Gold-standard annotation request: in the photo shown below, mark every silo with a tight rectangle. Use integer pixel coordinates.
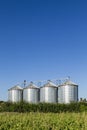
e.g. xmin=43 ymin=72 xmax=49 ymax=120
xmin=40 ymin=81 xmax=57 ymax=103
xmin=8 ymin=85 xmax=23 ymax=103
xmin=23 ymin=82 xmax=40 ymax=103
xmin=58 ymin=80 xmax=78 ymax=103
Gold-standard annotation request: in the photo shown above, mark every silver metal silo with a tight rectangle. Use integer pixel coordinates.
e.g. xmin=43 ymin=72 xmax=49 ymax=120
xmin=58 ymin=80 xmax=78 ymax=103
xmin=23 ymin=82 xmax=40 ymax=103
xmin=40 ymin=80 xmax=57 ymax=103
xmin=8 ymin=85 xmax=23 ymax=103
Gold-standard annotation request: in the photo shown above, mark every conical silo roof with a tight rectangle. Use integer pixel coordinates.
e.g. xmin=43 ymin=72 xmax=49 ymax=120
xmin=63 ymin=80 xmax=78 ymax=86
xmin=8 ymin=85 xmax=23 ymax=91
xmin=43 ymin=80 xmax=57 ymax=88
xmin=24 ymin=82 xmax=38 ymax=89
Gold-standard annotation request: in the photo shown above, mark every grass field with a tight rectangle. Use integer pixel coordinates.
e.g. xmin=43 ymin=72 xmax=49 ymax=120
xmin=0 ymin=112 xmax=87 ymax=130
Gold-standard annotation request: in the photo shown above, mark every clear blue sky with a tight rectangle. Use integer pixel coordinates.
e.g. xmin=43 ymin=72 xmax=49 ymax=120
xmin=0 ymin=0 xmax=87 ymax=101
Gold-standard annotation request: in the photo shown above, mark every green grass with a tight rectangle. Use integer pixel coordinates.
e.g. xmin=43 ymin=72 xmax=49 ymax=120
xmin=0 ymin=112 xmax=87 ymax=130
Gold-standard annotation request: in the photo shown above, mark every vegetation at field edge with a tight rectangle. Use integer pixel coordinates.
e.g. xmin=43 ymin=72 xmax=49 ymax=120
xmin=0 ymin=101 xmax=87 ymax=113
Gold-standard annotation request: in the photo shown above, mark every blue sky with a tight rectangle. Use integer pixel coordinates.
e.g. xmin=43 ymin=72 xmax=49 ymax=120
xmin=0 ymin=0 xmax=87 ymax=100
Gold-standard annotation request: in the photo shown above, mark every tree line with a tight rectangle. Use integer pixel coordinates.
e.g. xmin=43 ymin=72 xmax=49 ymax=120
xmin=0 ymin=101 xmax=87 ymax=113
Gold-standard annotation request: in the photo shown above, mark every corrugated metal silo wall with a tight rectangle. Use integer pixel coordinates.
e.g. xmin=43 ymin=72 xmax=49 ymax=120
xmin=40 ymin=87 xmax=57 ymax=103
xmin=23 ymin=88 xmax=40 ymax=103
xmin=8 ymin=89 xmax=23 ymax=103
xmin=58 ymin=85 xmax=78 ymax=103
